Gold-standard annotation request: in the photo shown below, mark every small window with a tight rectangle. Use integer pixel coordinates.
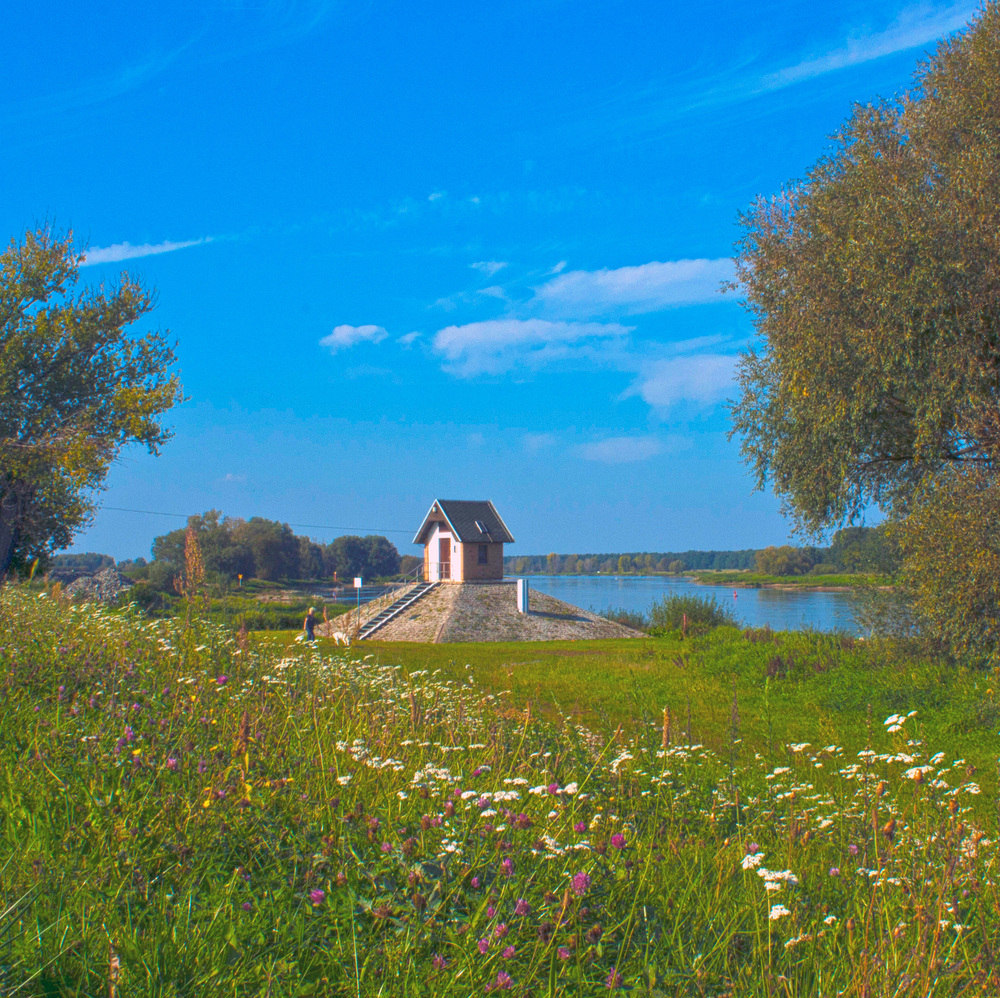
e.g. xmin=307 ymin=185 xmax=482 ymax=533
xmin=478 ymin=544 xmax=489 ymax=564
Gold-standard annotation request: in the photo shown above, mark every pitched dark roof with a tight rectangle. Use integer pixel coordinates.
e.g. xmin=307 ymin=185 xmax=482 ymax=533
xmin=413 ymin=500 xmax=515 ymax=545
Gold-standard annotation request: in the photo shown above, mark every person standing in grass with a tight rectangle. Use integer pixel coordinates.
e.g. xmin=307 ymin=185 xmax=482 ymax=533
xmin=303 ymin=606 xmax=318 ymax=642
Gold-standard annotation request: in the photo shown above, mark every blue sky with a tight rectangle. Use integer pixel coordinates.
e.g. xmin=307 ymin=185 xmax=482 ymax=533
xmin=2 ymin=0 xmax=981 ymax=561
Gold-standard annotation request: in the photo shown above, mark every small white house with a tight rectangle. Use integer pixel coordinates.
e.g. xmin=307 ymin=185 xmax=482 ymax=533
xmin=413 ymin=499 xmax=515 ymax=582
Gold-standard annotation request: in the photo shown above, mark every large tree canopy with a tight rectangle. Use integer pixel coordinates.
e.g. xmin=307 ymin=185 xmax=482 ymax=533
xmin=0 ymin=227 xmax=182 ymax=575
xmin=731 ymin=3 xmax=1000 ymax=529
xmin=730 ymin=5 xmax=1000 ymax=661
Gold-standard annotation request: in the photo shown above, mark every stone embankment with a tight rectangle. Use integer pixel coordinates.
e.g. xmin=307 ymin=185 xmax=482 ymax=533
xmin=324 ymin=581 xmax=644 ymax=643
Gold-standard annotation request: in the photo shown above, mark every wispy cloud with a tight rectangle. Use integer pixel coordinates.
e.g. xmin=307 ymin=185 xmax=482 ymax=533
xmin=434 ymin=284 xmax=511 ymax=311
xmin=433 ymin=318 xmax=631 ymax=377
xmin=3 ymin=3 xmax=338 ymax=129
xmin=533 ymin=258 xmax=734 ymax=317
xmin=471 ymin=260 xmax=507 ymax=277
xmin=576 ymin=435 xmax=665 ymax=464
xmin=762 ymin=2 xmax=978 ymax=90
xmin=3 ymin=45 xmax=192 ymax=128
xmin=320 ymin=324 xmax=389 ymax=352
xmin=566 ymin=1 xmax=979 ymax=148
xmin=626 ymin=353 xmax=738 ymax=409
xmin=79 ymin=237 xmax=211 ymax=267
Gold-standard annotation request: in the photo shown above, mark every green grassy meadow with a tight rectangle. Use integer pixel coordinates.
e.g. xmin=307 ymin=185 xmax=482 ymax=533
xmin=2 ymin=587 xmax=999 ymax=996
xmin=262 ymin=629 xmax=998 ymax=770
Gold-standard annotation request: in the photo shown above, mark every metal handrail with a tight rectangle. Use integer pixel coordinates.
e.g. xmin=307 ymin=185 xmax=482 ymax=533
xmin=426 ymin=560 xmax=451 ymax=582
xmin=353 ymin=565 xmax=426 ymax=634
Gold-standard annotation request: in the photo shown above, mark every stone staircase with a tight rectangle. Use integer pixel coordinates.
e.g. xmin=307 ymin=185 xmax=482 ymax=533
xmin=357 ymin=582 xmax=439 ymax=640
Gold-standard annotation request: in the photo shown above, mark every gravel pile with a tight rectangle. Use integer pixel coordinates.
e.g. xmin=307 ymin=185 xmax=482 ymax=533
xmin=65 ymin=566 xmax=133 ymax=603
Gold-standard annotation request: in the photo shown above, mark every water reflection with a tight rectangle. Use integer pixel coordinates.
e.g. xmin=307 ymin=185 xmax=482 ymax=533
xmin=522 ymin=575 xmax=859 ymax=634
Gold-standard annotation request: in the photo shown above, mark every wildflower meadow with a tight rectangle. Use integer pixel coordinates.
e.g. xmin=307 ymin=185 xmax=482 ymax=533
xmin=1 ymin=586 xmax=998 ymax=996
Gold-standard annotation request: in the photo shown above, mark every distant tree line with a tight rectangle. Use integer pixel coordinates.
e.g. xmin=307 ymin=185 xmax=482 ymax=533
xmin=104 ymin=510 xmax=401 ymax=591
xmin=505 ymin=526 xmax=899 ymax=577
xmin=754 ymin=527 xmax=900 ymax=577
xmin=505 ymin=550 xmax=756 ymax=576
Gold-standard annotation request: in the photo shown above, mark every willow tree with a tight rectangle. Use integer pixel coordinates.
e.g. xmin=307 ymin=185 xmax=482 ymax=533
xmin=730 ymin=4 xmax=1000 ymax=661
xmin=0 ymin=227 xmax=182 ymax=575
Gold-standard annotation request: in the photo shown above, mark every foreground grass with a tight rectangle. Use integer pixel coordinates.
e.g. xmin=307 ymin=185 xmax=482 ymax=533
xmin=2 ymin=589 xmax=999 ymax=996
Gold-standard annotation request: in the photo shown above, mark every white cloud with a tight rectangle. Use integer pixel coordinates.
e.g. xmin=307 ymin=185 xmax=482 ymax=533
xmin=471 ymin=260 xmax=507 ymax=277
xmin=534 ymin=258 xmax=734 ymax=317
xmin=763 ymin=3 xmax=977 ymax=90
xmin=627 ymin=353 xmax=738 ymax=409
xmin=433 ymin=318 xmax=631 ymax=377
xmin=576 ymin=435 xmax=664 ymax=464
xmin=428 ymin=191 xmax=446 ymax=201
xmin=397 ymin=331 xmax=421 ymax=346
xmin=320 ymin=324 xmax=388 ymax=352
xmin=79 ymin=237 xmax=210 ymax=266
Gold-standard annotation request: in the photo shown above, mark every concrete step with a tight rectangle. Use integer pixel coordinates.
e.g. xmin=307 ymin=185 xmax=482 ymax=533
xmin=358 ymin=582 xmax=438 ymax=639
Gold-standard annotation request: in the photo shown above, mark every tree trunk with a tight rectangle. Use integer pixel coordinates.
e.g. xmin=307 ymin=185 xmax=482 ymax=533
xmin=0 ymin=484 xmax=24 ymax=578
xmin=0 ymin=513 xmax=18 ymax=578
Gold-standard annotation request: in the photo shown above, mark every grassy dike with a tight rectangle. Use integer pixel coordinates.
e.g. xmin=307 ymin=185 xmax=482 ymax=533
xmin=3 ymin=587 xmax=999 ymax=996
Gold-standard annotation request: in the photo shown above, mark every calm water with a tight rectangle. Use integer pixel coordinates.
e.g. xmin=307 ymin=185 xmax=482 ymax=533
xmin=523 ymin=575 xmax=860 ymax=634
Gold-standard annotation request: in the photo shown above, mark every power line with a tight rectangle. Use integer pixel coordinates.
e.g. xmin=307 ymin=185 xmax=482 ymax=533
xmin=99 ymin=506 xmax=414 ymax=535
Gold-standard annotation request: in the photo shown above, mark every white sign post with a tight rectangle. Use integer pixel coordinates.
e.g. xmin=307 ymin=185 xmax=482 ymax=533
xmin=354 ymin=577 xmax=363 ymax=617
xmin=516 ymin=578 xmax=529 ymax=614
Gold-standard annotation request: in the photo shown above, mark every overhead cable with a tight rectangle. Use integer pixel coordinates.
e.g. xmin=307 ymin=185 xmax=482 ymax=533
xmin=99 ymin=505 xmax=413 ymax=534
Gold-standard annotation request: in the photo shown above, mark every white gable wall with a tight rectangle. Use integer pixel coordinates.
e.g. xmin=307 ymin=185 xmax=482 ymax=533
xmin=424 ymin=521 xmax=455 ymax=581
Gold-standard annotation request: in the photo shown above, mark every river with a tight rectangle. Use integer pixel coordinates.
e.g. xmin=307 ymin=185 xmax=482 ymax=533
xmin=523 ymin=574 xmax=860 ymax=634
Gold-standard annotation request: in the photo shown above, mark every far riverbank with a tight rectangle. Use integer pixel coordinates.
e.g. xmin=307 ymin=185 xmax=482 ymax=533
xmin=688 ymin=570 xmax=893 ymax=592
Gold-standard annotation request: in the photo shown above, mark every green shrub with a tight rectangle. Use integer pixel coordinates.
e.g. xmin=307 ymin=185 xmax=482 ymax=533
xmin=203 ymin=596 xmax=350 ymax=631
xmin=123 ymin=588 xmax=351 ymax=630
xmin=807 ymin=561 xmax=839 ymax=575
xmin=599 ymin=606 xmax=649 ymax=631
xmin=648 ymin=593 xmax=737 ymax=635
xmin=126 ymin=580 xmax=179 ymax=616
